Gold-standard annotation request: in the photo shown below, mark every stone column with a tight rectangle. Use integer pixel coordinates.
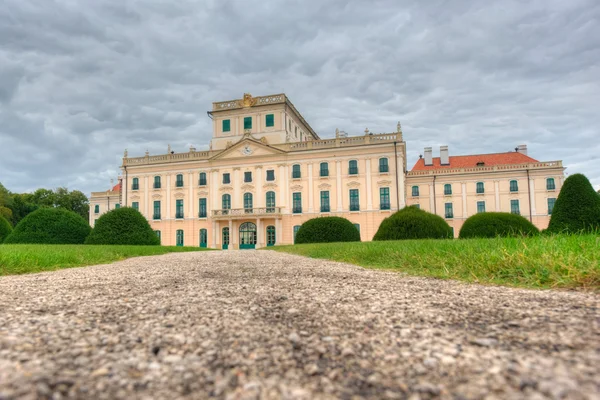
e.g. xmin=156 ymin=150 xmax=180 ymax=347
xmin=494 ymin=180 xmax=500 ymax=211
xmin=461 ymin=182 xmax=467 ymax=218
xmin=529 ymin=178 xmax=536 ymax=216
xmin=232 ymin=220 xmax=238 ymax=248
xmin=276 ymin=218 xmax=282 ymax=245
xmin=228 ymin=219 xmax=233 ymax=250
xmin=233 ymin=168 xmax=241 ymax=209
xmin=256 ymin=218 xmax=262 ymax=248
xmin=365 ymin=158 xmax=372 ymax=210
xmin=308 ymin=163 xmax=314 ymax=213
xmin=336 ymin=161 xmax=343 ymax=211
xmin=211 ymin=220 xmax=216 ymax=248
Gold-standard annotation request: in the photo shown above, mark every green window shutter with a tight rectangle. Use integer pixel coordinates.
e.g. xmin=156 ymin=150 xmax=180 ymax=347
xmin=477 ymin=201 xmax=485 ymax=213
xmin=94 ymin=205 xmax=99 ymax=214
xmin=154 ymin=176 xmax=161 ymax=188
xmin=244 ymin=193 xmax=253 ymax=210
xmin=379 ymin=158 xmax=389 ymax=172
xmin=320 ymin=191 xmax=330 ymax=212
xmin=222 ymin=194 xmax=231 ymax=210
xmin=115 ymin=204 xmax=120 ymax=209
xmin=348 ymin=160 xmax=358 ymax=175
xmin=293 ymin=225 xmax=301 ymax=243
xmin=412 ymin=186 xmax=419 ymax=197
xmin=444 ymin=184 xmax=452 ymax=195
xmin=510 ymin=180 xmax=518 ymax=192
xmin=199 ymin=172 xmax=207 ymax=186
xmin=199 ymin=198 xmax=207 ymax=218
xmin=176 ymin=199 xmax=184 ymax=218
xmin=244 ymin=171 xmax=252 ymax=182
xmin=265 ymin=114 xmax=274 ymax=127
xmin=380 ymin=188 xmax=390 ymax=210
xmin=349 ymin=189 xmax=359 ymax=211
xmin=292 ymin=164 xmax=301 ymax=178
xmin=222 ymin=119 xmax=231 ymax=132
xmin=223 ymin=173 xmax=230 ymax=184
xmin=266 ymin=170 xmax=275 ymax=181
xmin=511 ymin=199 xmax=520 ymax=214
xmin=546 ymin=178 xmax=555 ymax=190
xmin=293 ymin=192 xmax=302 ymax=213
xmin=476 ymin=182 xmax=484 ymax=193
xmin=155 ymin=230 xmax=161 ymax=244
xmin=132 ymin=202 xmax=139 ymax=211
xmin=445 ymin=203 xmax=453 ymax=218
xmin=320 ymin=162 xmax=329 ymax=177
xmin=176 ymin=174 xmax=184 ymax=187
xmin=132 ymin=178 xmax=139 ymax=190
xmin=153 ymin=201 xmax=161 ymax=219
xmin=353 ymin=224 xmax=360 ymax=234
xmin=266 ymin=191 xmax=276 ymax=211
xmin=548 ymin=198 xmax=556 ymax=215
xmin=244 ymin=116 xmax=252 ymax=130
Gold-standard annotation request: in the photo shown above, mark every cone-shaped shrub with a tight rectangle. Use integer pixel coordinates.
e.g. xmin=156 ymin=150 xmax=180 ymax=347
xmin=85 ymin=207 xmax=160 ymax=245
xmin=459 ymin=212 xmax=539 ymax=239
xmin=546 ymin=173 xmax=600 ymax=234
xmin=294 ymin=216 xmax=361 ymax=244
xmin=0 ymin=215 xmax=12 ymax=243
xmin=373 ymin=206 xmax=453 ymax=240
xmin=4 ymin=208 xmax=91 ymax=244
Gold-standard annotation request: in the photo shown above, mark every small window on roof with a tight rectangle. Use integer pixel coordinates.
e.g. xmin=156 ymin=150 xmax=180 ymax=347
xmin=476 ymin=161 xmax=485 ymax=166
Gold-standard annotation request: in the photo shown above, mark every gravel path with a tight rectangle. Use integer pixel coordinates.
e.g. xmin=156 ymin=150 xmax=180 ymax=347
xmin=0 ymin=251 xmax=598 ymax=400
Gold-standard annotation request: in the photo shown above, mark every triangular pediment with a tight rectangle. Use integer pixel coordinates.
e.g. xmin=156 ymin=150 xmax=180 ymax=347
xmin=210 ymin=137 xmax=286 ymax=160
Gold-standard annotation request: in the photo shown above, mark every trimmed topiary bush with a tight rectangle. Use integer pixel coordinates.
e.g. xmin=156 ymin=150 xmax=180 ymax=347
xmin=459 ymin=212 xmax=539 ymax=239
xmin=547 ymin=173 xmax=600 ymax=234
xmin=0 ymin=215 xmax=12 ymax=243
xmin=85 ymin=207 xmax=160 ymax=245
xmin=294 ymin=216 xmax=361 ymax=244
xmin=4 ymin=208 xmax=91 ymax=244
xmin=373 ymin=206 xmax=453 ymax=240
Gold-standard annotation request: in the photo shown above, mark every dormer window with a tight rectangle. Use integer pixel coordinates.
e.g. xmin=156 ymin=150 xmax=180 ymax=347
xmin=476 ymin=161 xmax=485 ymax=166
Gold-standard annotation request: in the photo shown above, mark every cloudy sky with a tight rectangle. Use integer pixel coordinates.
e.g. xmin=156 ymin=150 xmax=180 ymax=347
xmin=1 ymin=0 xmax=599 ymax=195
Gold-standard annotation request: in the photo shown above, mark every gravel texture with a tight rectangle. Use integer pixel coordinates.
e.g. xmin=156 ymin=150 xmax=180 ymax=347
xmin=0 ymin=250 xmax=598 ymax=400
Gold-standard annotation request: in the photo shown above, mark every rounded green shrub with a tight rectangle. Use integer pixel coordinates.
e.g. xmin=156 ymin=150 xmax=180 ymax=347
xmin=459 ymin=212 xmax=539 ymax=238
xmin=373 ymin=206 xmax=453 ymax=240
xmin=0 ymin=215 xmax=13 ymax=243
xmin=547 ymin=173 xmax=600 ymax=234
xmin=294 ymin=216 xmax=361 ymax=244
xmin=85 ymin=207 xmax=160 ymax=245
xmin=4 ymin=208 xmax=91 ymax=244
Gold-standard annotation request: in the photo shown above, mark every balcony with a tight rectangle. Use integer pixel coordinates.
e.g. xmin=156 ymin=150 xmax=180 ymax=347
xmin=212 ymin=207 xmax=283 ymax=219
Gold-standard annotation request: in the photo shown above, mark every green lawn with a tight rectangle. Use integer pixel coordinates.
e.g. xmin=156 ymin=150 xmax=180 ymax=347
xmin=0 ymin=244 xmax=211 ymax=276
xmin=271 ymin=235 xmax=600 ymax=290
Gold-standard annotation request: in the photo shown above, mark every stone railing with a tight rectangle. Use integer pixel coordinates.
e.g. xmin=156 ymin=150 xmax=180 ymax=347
xmin=213 ymin=94 xmax=286 ymax=111
xmin=277 ymin=132 xmax=403 ymax=151
xmin=212 ymin=207 xmax=282 ymax=218
xmin=124 ymin=151 xmax=212 ymax=166
xmin=406 ymin=161 xmax=564 ymax=176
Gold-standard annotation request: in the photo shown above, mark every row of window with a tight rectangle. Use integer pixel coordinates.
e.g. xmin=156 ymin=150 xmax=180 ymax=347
xmin=93 ymin=204 xmax=120 ymax=213
xmin=222 ymin=114 xmax=275 ymax=133
xmin=411 ymin=178 xmax=557 ymax=197
xmin=132 ymin=159 xmax=392 ymax=190
xmin=421 ymin=197 xmax=557 ymax=219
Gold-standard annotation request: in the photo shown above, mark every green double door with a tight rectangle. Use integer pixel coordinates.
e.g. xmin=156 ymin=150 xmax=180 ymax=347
xmin=199 ymin=229 xmax=207 ymax=248
xmin=266 ymin=225 xmax=276 ymax=247
xmin=222 ymin=227 xmax=229 ymax=250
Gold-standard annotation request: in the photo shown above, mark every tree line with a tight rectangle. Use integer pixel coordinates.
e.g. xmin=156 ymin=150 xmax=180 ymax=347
xmin=0 ymin=182 xmax=89 ymax=226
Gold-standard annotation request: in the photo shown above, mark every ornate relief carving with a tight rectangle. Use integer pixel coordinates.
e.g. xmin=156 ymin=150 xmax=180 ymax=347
xmin=130 ymin=195 xmax=140 ymax=200
xmin=290 ymin=185 xmax=303 ymax=191
xmin=377 ymin=180 xmax=393 ymax=187
xmin=174 ymin=191 xmax=186 ymax=199
xmin=347 ymin=181 xmax=361 ymax=188
xmin=219 ymin=186 xmax=233 ymax=192
xmin=197 ymin=191 xmax=209 ymax=196
xmin=152 ymin=194 xmax=162 ymax=199
xmin=241 ymin=184 xmax=255 ymax=191
xmin=263 ymin=183 xmax=278 ymax=190
xmin=241 ymin=93 xmax=257 ymax=107
xmin=318 ymin=183 xmax=332 ymax=190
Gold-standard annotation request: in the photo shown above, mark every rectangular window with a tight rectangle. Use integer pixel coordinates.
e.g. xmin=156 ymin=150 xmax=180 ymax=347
xmin=413 ymin=204 xmax=420 ymax=209
xmin=412 ymin=186 xmax=419 ymax=197
xmin=292 ymin=164 xmax=301 ymax=179
xmin=476 ymin=182 xmax=484 ymax=194
xmin=320 ymin=191 xmax=330 ymax=212
xmin=244 ymin=171 xmax=252 ymax=183
xmin=94 ymin=204 xmax=99 ymax=214
xmin=380 ymin=188 xmax=390 ymax=210
xmin=115 ymin=204 xmax=120 ymax=209
xmin=154 ymin=176 xmax=161 ymax=189
xmin=293 ymin=225 xmax=301 ymax=243
xmin=265 ymin=114 xmax=274 ymax=127
xmin=320 ymin=163 xmax=329 ymax=177
xmin=199 ymin=198 xmax=207 ymax=218
xmin=266 ymin=170 xmax=275 ymax=181
xmin=477 ymin=201 xmax=485 ymax=213
xmin=244 ymin=116 xmax=252 ymax=130
xmin=510 ymin=180 xmax=519 ymax=192
xmin=155 ymin=230 xmax=161 ymax=244
xmin=176 ymin=199 xmax=184 ymax=219
xmin=198 ymin=173 xmax=207 ymax=186
xmin=348 ymin=160 xmax=358 ymax=175
xmin=132 ymin=178 xmax=139 ymax=190
xmin=548 ymin=198 xmax=556 ymax=215
xmin=153 ymin=201 xmax=161 ymax=219
xmin=444 ymin=184 xmax=452 ymax=195
xmin=293 ymin=192 xmax=302 ymax=213
xmin=547 ymin=178 xmax=556 ymax=190
xmin=132 ymin=202 xmax=139 ymax=211
xmin=511 ymin=199 xmax=520 ymax=215
xmin=379 ymin=158 xmax=389 ymax=173
xmin=349 ymin=189 xmax=360 ymax=211
xmin=222 ymin=119 xmax=231 ymax=132
xmin=445 ymin=203 xmax=453 ymax=218
xmin=176 ymin=175 xmax=184 ymax=187
xmin=223 ymin=173 xmax=230 ymax=184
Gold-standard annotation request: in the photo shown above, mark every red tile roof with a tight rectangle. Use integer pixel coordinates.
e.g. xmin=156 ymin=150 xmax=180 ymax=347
xmin=411 ymin=151 xmax=539 ymax=171
xmin=111 ymin=182 xmax=122 ymax=192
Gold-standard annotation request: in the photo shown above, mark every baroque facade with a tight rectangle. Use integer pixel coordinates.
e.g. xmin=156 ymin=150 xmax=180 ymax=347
xmin=89 ymin=93 xmax=564 ymax=245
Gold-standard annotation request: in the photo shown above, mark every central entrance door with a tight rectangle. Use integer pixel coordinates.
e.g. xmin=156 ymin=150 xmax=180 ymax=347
xmin=239 ymin=222 xmax=257 ymax=249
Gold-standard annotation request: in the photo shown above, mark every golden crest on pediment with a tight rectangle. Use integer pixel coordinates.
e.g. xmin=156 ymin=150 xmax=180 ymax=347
xmin=241 ymin=93 xmax=257 ymax=108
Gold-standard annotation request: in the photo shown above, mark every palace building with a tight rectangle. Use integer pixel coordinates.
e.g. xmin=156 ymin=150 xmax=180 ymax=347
xmin=89 ymin=93 xmax=565 ymax=245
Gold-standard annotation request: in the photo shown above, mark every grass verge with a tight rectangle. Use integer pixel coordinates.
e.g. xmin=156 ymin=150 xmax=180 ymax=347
xmin=0 ymin=244 xmax=211 ymax=276
xmin=271 ymin=235 xmax=600 ymax=290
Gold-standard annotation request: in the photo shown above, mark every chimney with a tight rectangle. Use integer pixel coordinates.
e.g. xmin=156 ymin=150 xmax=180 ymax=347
xmin=517 ymin=144 xmax=527 ymax=155
xmin=440 ymin=145 xmax=449 ymax=165
xmin=424 ymin=147 xmax=433 ymax=166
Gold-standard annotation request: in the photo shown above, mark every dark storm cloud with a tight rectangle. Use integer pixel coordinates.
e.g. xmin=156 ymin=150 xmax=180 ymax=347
xmin=1 ymin=0 xmax=599 ymax=194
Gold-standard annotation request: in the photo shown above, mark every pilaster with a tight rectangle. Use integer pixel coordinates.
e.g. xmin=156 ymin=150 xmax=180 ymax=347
xmin=365 ymin=158 xmax=372 ymax=210
xmin=336 ymin=160 xmax=343 ymax=211
xmin=308 ymin=163 xmax=314 ymax=213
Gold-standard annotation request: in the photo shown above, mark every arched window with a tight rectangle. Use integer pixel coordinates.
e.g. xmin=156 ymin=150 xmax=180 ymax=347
xmin=510 ymin=180 xmax=518 ymax=192
xmin=546 ymin=178 xmax=556 ymax=190
xmin=222 ymin=194 xmax=231 ymax=213
xmin=292 ymin=164 xmax=301 ymax=179
xmin=412 ymin=186 xmax=419 ymax=197
xmin=199 ymin=172 xmax=207 ymax=186
xmin=379 ymin=158 xmax=389 ymax=173
xmin=348 ymin=160 xmax=358 ymax=175
xmin=153 ymin=176 xmax=161 ymax=189
xmin=444 ymin=184 xmax=452 ymax=195
xmin=476 ymin=182 xmax=484 ymax=194
xmin=132 ymin=177 xmax=139 ymax=190
xmin=244 ymin=192 xmax=253 ymax=213
xmin=266 ymin=191 xmax=276 ymax=213
xmin=94 ymin=204 xmax=99 ymax=214
xmin=320 ymin=162 xmax=329 ymax=177
xmin=176 ymin=174 xmax=184 ymax=187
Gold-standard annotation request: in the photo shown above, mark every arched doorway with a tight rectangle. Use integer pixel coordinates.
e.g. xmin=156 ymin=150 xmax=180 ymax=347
xmin=239 ymin=222 xmax=257 ymax=249
xmin=199 ymin=229 xmax=207 ymax=248
xmin=222 ymin=227 xmax=230 ymax=250
xmin=266 ymin=225 xmax=276 ymax=246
